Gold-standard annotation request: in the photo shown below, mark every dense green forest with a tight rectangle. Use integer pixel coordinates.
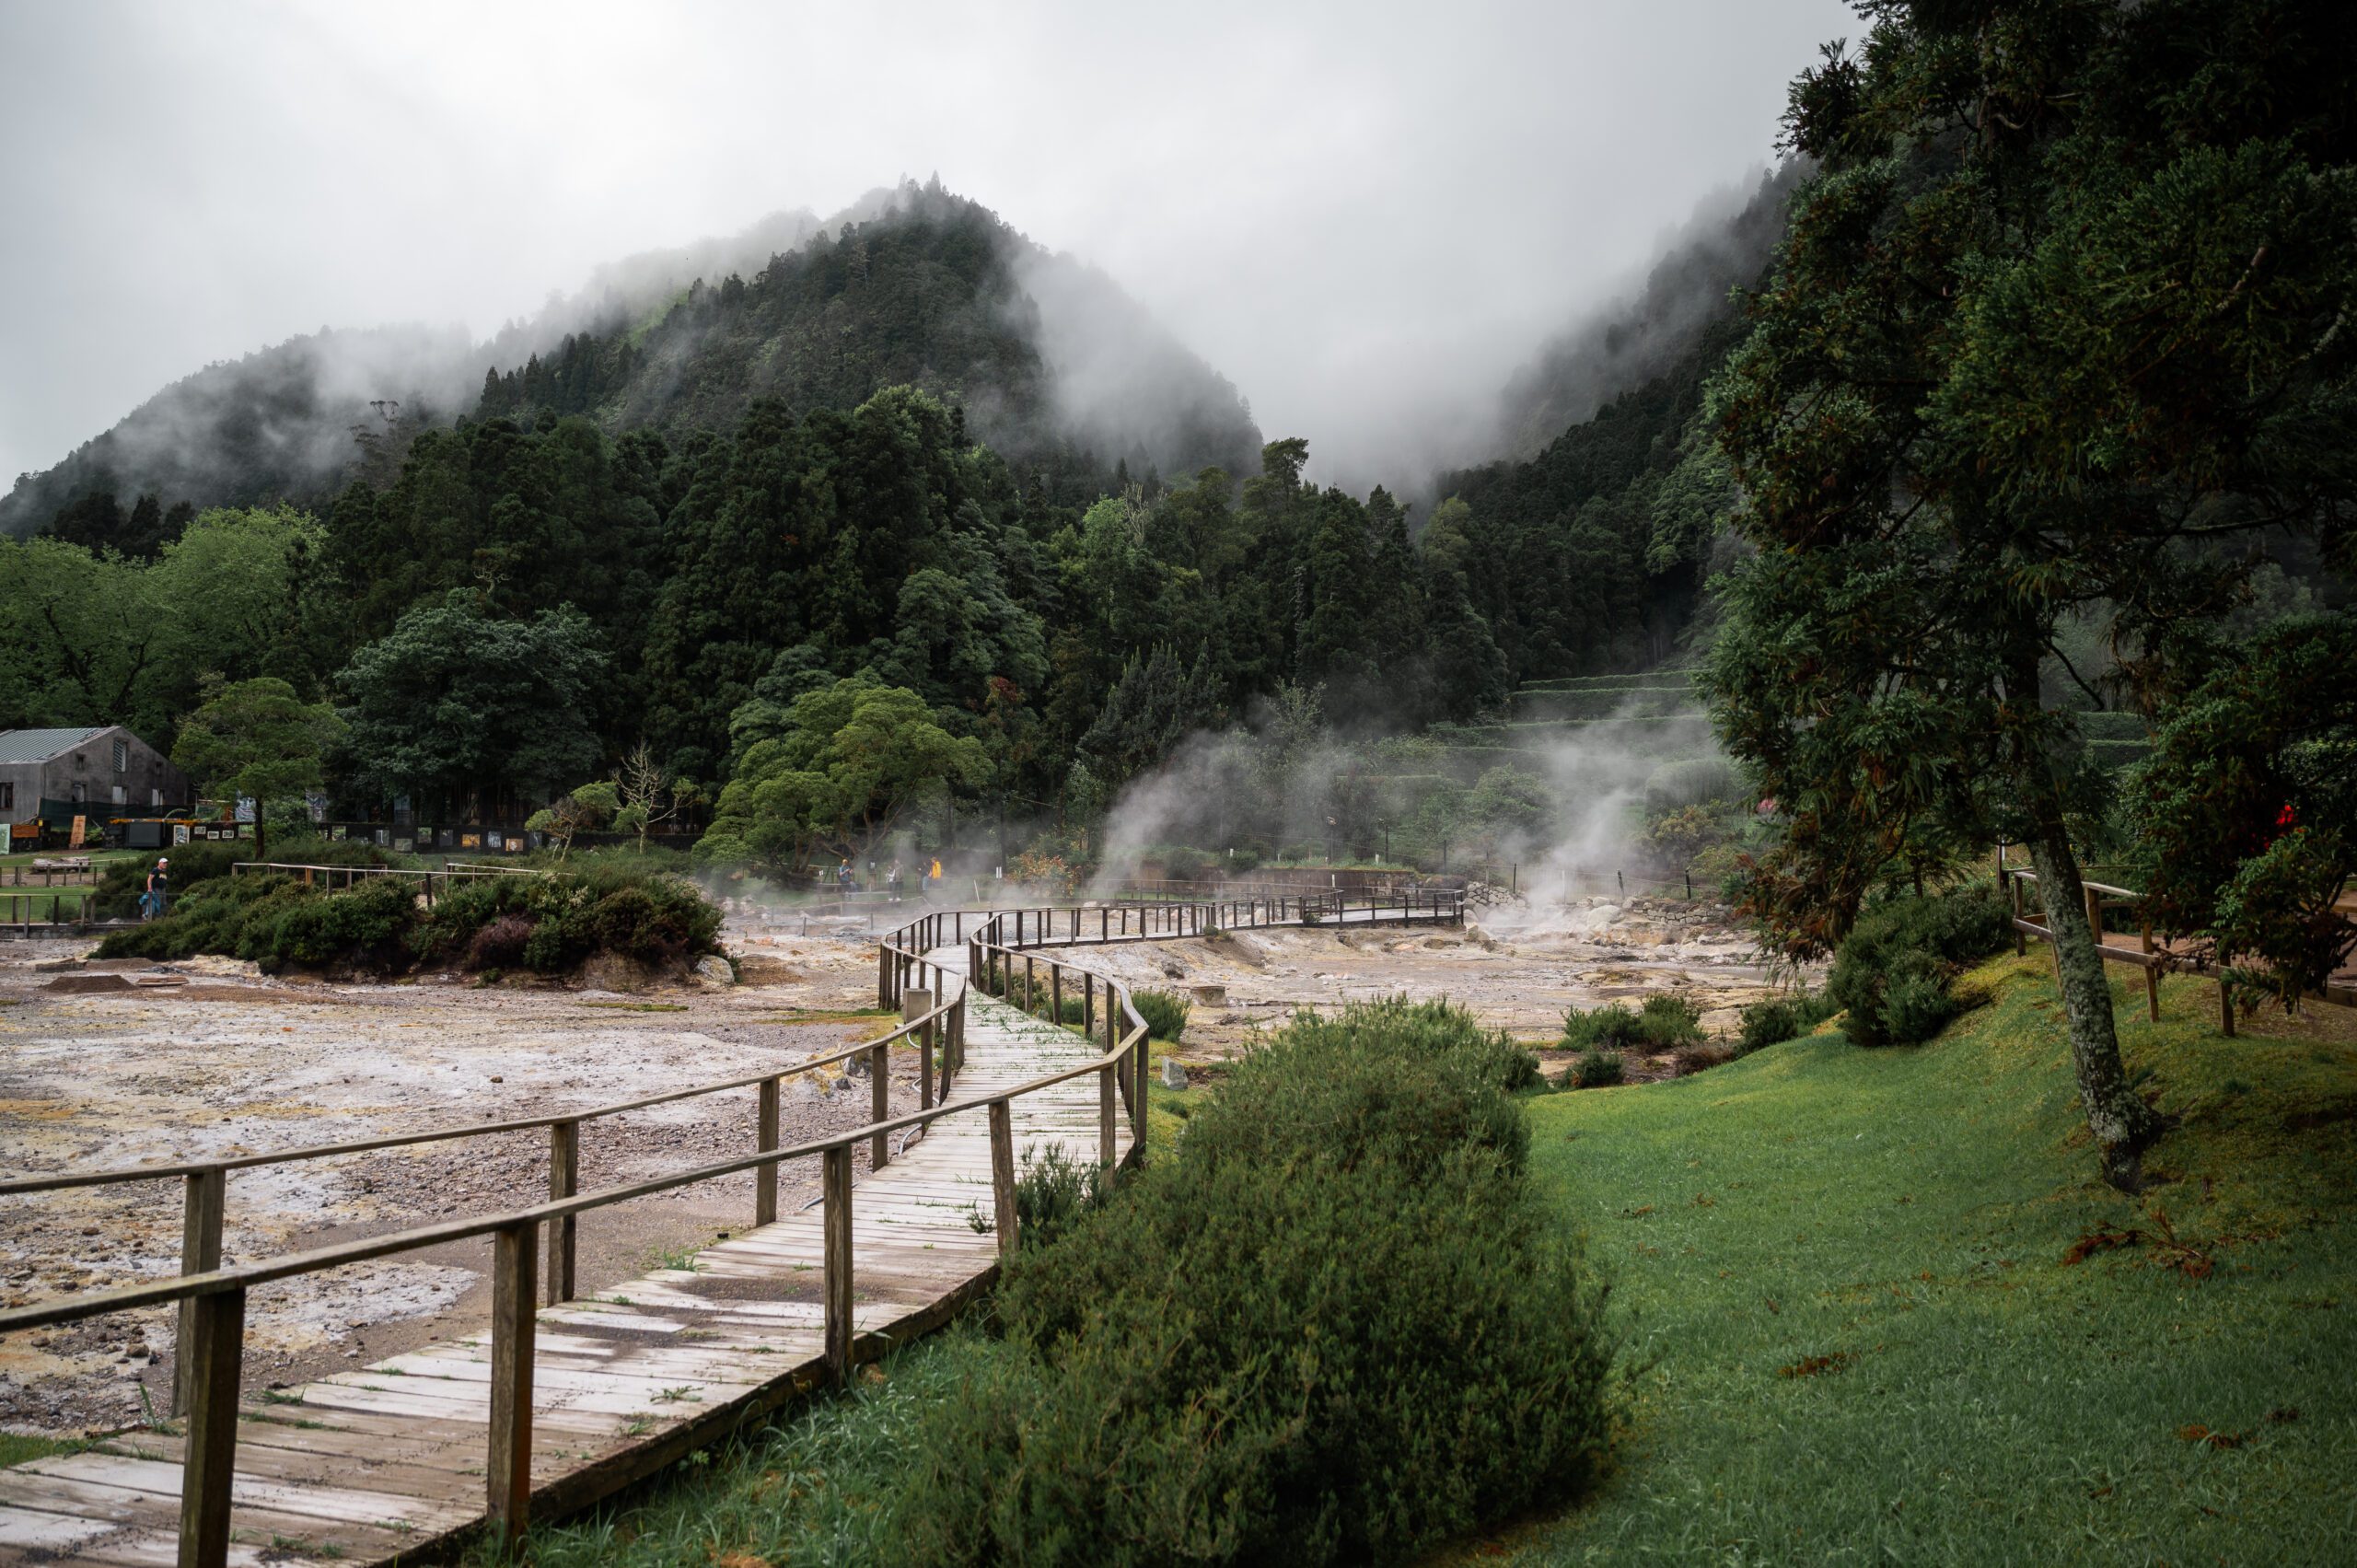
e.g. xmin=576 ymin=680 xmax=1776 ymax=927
xmin=1 ymin=181 xmax=1754 ymax=855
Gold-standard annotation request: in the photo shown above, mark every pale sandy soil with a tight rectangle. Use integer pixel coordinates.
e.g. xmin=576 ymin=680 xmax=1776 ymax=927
xmin=0 ymin=894 xmax=1790 ymax=1438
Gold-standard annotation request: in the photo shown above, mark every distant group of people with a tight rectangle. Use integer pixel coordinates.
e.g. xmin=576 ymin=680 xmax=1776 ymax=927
xmin=833 ymin=855 xmax=945 ymax=902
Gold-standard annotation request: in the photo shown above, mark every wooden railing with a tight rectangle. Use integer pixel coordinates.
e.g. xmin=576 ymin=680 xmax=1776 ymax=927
xmin=226 ymin=861 xmax=551 ymax=902
xmin=2003 ymin=867 xmax=2356 ymax=1034
xmin=0 ymin=906 xmax=1167 ymax=1564
xmin=875 ymin=890 xmax=1463 ymax=1011
xmin=2 ymin=886 xmax=100 ymax=929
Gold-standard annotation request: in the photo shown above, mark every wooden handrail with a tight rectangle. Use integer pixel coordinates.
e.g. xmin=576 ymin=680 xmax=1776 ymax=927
xmin=0 ymin=889 xmax=1458 ymax=1562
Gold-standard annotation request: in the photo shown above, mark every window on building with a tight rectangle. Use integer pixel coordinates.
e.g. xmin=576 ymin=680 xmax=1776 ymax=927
xmin=0 ymin=784 xmax=14 ymax=811
xmin=151 ymin=788 xmax=163 ymax=807
xmin=112 ymin=784 xmax=127 ymax=806
xmin=112 ymin=739 xmax=129 ymax=774
xmin=71 ymin=781 xmax=86 ymax=803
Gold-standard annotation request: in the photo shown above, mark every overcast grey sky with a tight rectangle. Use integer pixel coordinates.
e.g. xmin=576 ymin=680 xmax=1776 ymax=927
xmin=0 ymin=0 xmax=1852 ymax=489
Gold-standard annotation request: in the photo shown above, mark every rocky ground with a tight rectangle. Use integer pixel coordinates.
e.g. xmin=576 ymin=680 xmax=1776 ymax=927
xmin=0 ymin=912 xmax=909 ymax=1437
xmin=1072 ymin=894 xmax=1807 ymax=1085
xmin=0 ymin=892 xmax=1789 ymax=1438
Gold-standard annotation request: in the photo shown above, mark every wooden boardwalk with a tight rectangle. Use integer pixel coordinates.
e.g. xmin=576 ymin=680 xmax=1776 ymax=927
xmin=0 ymin=940 xmax=1126 ymax=1566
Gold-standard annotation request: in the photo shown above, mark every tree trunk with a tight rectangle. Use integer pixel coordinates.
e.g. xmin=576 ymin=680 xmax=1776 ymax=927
xmin=2010 ymin=695 xmax=2167 ymax=1191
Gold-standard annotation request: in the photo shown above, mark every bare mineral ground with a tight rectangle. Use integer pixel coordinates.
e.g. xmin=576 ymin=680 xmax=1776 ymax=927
xmin=0 ymin=894 xmax=1783 ymax=1438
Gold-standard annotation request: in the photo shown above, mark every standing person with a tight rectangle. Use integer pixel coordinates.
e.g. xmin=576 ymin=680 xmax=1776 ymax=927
xmin=928 ymin=856 xmax=942 ymax=888
xmin=886 ymin=859 xmax=902 ymax=903
xmin=837 ymin=859 xmax=854 ymax=896
xmin=143 ymin=857 xmax=169 ymax=921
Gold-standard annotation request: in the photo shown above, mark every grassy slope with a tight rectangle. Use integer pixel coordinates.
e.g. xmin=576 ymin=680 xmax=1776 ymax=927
xmin=1506 ymin=955 xmax=2357 ymax=1565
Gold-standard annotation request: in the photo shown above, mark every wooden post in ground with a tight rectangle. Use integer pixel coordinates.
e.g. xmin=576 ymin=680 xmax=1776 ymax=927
xmin=174 ymin=1168 xmax=226 ymax=1420
xmin=2141 ymin=918 xmax=2160 ymax=1023
xmin=2220 ymin=976 xmax=2236 ymax=1038
xmin=1083 ymin=972 xmax=1095 ymax=1035
xmin=918 ymin=1013 xmax=935 ymax=1111
xmin=1024 ymin=956 xmax=1036 ymax=1015
xmin=2011 ymin=872 xmax=2026 ymax=956
xmin=871 ymin=1036 xmax=899 ymax=1172
xmin=754 ymin=1084 xmax=780 ymax=1225
xmin=822 ymin=1145 xmax=853 ymax=1383
xmin=1100 ymin=1062 xmax=1117 ymax=1168
xmin=1051 ymin=964 xmax=1062 ymax=1027
xmin=178 ymin=1283 xmax=245 ymax=1568
xmin=1134 ymin=1025 xmax=1150 ymax=1159
xmin=547 ymin=1120 xmax=578 ymax=1301
xmin=988 ymin=1099 xmax=1018 ymax=1259
xmin=486 ymin=1219 xmax=539 ymax=1551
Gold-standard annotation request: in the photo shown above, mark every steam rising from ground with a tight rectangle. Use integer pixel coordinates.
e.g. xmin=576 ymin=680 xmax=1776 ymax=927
xmin=1087 ymin=696 xmax=1736 ymax=909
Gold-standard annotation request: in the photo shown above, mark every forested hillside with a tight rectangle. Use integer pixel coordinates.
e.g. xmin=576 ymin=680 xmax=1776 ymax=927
xmin=0 ymin=172 xmax=1790 ymax=853
xmin=0 ymin=182 xmax=1258 ymax=545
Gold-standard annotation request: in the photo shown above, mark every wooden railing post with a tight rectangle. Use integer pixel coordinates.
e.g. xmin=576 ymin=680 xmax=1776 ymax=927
xmin=988 ymin=1099 xmax=1018 ymax=1259
xmin=1024 ymin=956 xmax=1036 ymax=1015
xmin=547 ymin=1120 xmax=578 ymax=1303
xmin=2141 ymin=917 xmax=2161 ymax=1022
xmin=823 ymin=1144 xmax=853 ymax=1383
xmin=179 ymin=1283 xmax=245 ymax=1568
xmin=919 ymin=1012 xmax=935 ymax=1111
xmin=1101 ymin=907 xmax=1109 ymax=941
xmin=755 ymin=1083 xmax=780 ymax=1225
xmin=877 ymin=945 xmax=891 ymax=1008
xmin=1083 ymin=972 xmax=1095 ymax=1035
xmin=2011 ymin=872 xmax=2026 ymax=956
xmin=1051 ymin=964 xmax=1062 ymax=1027
xmin=870 ymin=1043 xmax=892 ymax=1170
xmin=1100 ymin=1062 xmax=1118 ymax=1168
xmin=173 ymin=1167 xmax=226 ymax=1420
xmin=1132 ymin=1025 xmax=1150 ymax=1159
xmin=487 ymin=1218 xmax=539 ymax=1551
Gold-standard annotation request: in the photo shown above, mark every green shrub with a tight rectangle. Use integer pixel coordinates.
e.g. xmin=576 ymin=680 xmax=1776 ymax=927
xmin=1009 ymin=1144 xmax=1110 ymax=1251
xmin=1131 ymin=987 xmax=1190 ymax=1042
xmin=1562 ymin=1002 xmax=1643 ymax=1051
xmin=886 ymin=998 xmax=1614 ymax=1566
xmin=1827 ymin=886 xmax=2011 ymax=1046
xmin=1157 ymin=846 xmax=1213 ymax=883
xmin=102 ymin=861 xmax=719 ymax=980
xmin=1736 ymin=988 xmax=1838 ymax=1054
xmin=1566 ymin=1047 xmax=1625 ymax=1088
xmin=1636 ymin=993 xmax=1704 ymax=1047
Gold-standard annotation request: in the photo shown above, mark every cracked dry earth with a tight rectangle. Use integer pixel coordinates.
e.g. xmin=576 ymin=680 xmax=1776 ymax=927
xmin=0 ymin=894 xmax=1795 ymax=1442
xmin=0 ymin=914 xmax=906 ymax=1440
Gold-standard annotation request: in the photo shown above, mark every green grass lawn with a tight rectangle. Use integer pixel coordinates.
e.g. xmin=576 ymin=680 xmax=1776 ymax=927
xmin=493 ymin=955 xmax=2355 ymax=1566
xmin=1494 ymin=954 xmax=2356 ymax=1565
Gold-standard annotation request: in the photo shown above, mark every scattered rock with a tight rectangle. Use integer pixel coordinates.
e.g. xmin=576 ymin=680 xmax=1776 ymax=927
xmin=1161 ymin=1057 xmax=1190 ymax=1090
xmin=694 ymin=955 xmax=735 ymax=987
xmin=1190 ymin=983 xmax=1226 ymax=1005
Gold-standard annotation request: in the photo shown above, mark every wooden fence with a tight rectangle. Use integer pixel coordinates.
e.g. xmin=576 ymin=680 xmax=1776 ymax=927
xmin=0 ymin=888 xmax=1466 ymax=1563
xmin=2003 ymin=867 xmax=2356 ymax=1035
xmin=0 ymin=906 xmax=1175 ymax=1563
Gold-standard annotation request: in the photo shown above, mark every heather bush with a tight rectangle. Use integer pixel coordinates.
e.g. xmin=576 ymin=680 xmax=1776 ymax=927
xmin=884 ymin=997 xmax=1614 ymax=1566
xmin=1827 ymin=886 xmax=2010 ymax=1046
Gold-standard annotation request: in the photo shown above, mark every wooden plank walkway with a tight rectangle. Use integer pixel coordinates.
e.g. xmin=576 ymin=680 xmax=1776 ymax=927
xmin=0 ymin=940 xmax=1125 ymax=1566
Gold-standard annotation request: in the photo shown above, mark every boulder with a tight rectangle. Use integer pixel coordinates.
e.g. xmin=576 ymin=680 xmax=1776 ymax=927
xmin=694 ymin=955 xmax=735 ymax=987
xmin=1190 ymin=983 xmax=1226 ymax=1005
xmin=1161 ymin=1056 xmax=1190 ymax=1090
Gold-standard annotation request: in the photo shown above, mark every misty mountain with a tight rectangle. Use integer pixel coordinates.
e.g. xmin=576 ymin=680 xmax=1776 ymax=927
xmin=1493 ymin=163 xmax=1800 ymax=461
xmin=1431 ymin=164 xmax=1803 ymax=678
xmin=479 ymin=180 xmax=1261 ymax=483
xmin=0 ymin=181 xmax=1260 ymax=539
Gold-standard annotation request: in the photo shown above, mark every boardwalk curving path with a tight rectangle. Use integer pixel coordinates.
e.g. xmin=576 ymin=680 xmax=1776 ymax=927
xmin=0 ymin=938 xmax=1127 ymax=1567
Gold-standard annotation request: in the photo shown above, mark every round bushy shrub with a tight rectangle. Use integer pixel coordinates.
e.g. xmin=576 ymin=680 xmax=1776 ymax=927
xmin=1636 ymin=993 xmax=1704 ymax=1047
xmin=1827 ymin=886 xmax=2010 ymax=1045
xmin=887 ymin=998 xmax=1614 ymax=1566
xmin=1131 ymin=988 xmax=1191 ymax=1042
xmin=1562 ymin=1002 xmax=1643 ymax=1051
xmin=465 ymin=912 xmax=537 ymax=970
xmin=1567 ymin=1047 xmax=1625 ymax=1088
